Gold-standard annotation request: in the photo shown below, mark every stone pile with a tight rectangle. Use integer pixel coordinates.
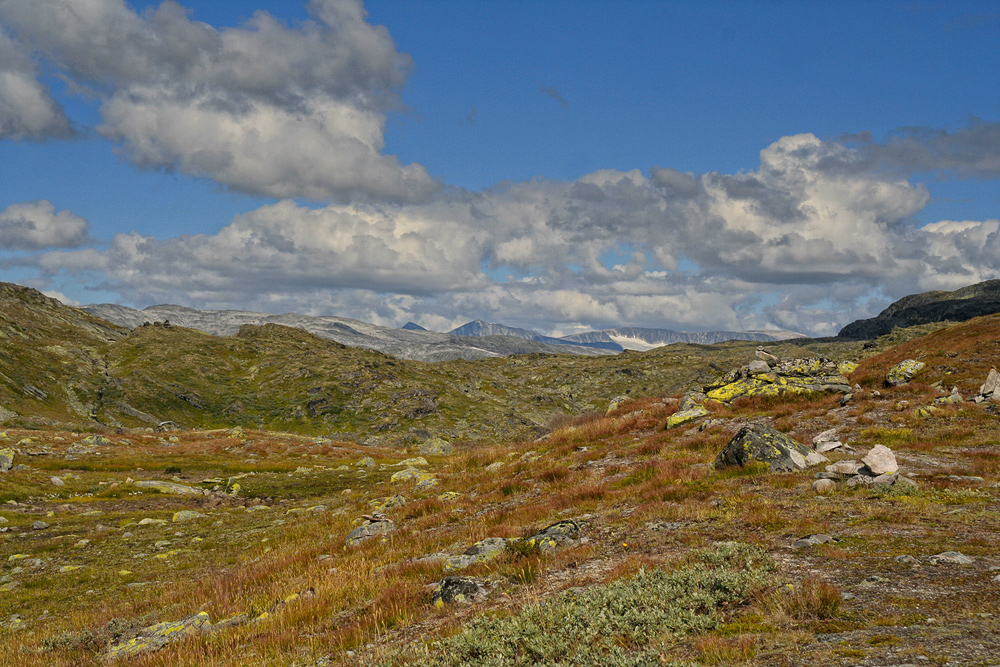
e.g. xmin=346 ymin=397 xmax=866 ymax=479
xmin=815 ymin=444 xmax=918 ymax=491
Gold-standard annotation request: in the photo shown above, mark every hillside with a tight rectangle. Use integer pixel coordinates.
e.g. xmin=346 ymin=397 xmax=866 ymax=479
xmin=1 ymin=313 xmax=999 ymax=665
xmin=3 ymin=283 xmax=866 ymax=443
xmin=838 ymin=278 xmax=1000 ymax=339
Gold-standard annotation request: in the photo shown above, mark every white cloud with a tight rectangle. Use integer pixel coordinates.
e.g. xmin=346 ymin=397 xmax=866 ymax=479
xmin=0 ymin=28 xmax=72 ymax=139
xmin=0 ymin=0 xmax=439 ymax=202
xmin=0 ymin=200 xmax=90 ymax=250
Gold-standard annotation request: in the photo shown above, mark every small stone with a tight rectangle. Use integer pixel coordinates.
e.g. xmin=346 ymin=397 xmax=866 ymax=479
xmin=31 ymin=521 xmax=49 ymax=531
xmin=50 ymin=476 xmax=65 ymax=487
xmin=894 ymin=555 xmax=920 ymax=565
xmin=812 ymin=479 xmax=836 ymax=494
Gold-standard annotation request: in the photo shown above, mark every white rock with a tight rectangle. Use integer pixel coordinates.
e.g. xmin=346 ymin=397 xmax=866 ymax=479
xmin=812 ymin=479 xmax=836 ymax=494
xmin=862 ymin=444 xmax=898 ymax=475
xmin=50 ymin=476 xmax=65 ymax=487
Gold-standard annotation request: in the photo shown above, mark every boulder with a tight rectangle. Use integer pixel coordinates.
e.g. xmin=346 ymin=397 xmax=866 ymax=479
xmin=714 ymin=424 xmax=828 ymax=472
xmin=443 ymin=537 xmax=510 ymax=573
xmin=974 ymin=367 xmax=1000 ymax=402
xmin=861 ymin=445 xmax=898 ymax=475
xmin=885 ymin=359 xmax=925 ymax=386
xmin=431 ymin=576 xmax=486 ymax=607
xmin=369 ymin=495 xmax=406 ymax=511
xmin=606 ymin=396 xmax=631 ymax=413
xmin=172 ymin=510 xmax=206 ymax=523
xmin=419 ymin=437 xmax=454 ymax=456
xmin=928 ymin=551 xmax=974 ymax=565
xmin=50 ymin=476 xmax=65 ymax=487
xmin=812 ymin=479 xmax=836 ymax=494
xmin=0 ymin=448 xmax=14 ymax=472
xmin=524 ymin=520 xmax=580 ymax=552
xmin=80 ymin=434 xmax=114 ymax=446
xmin=346 ymin=518 xmax=395 ymax=546
xmin=793 ymin=534 xmax=835 ymax=548
xmin=106 ymin=612 xmax=212 ymax=659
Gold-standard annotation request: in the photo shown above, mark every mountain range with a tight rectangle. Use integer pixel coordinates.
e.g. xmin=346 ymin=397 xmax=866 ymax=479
xmin=83 ymin=304 xmax=803 ymax=361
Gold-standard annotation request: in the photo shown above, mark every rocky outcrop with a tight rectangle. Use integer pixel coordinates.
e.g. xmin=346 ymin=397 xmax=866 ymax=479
xmin=816 ymin=445 xmax=918 ymax=491
xmin=972 ymin=367 xmax=1000 ymax=403
xmin=704 ymin=358 xmax=851 ymax=404
xmin=714 ymin=424 xmax=827 ymax=472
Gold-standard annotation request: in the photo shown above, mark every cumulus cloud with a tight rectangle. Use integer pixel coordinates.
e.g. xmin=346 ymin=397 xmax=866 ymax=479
xmin=0 ymin=200 xmax=90 ymax=250
xmin=0 ymin=28 xmax=72 ymax=139
xmin=0 ymin=0 xmax=439 ymax=202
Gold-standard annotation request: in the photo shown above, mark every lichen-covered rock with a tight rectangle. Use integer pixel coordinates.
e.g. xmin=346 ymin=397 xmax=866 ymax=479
xmin=606 ymin=396 xmax=631 ymax=413
xmin=397 ymin=457 xmax=428 ymax=467
xmin=432 ymin=576 xmax=486 ymax=607
xmin=80 ymin=434 xmax=114 ymax=446
xmin=443 ymin=537 xmax=510 ymax=573
xmin=354 ymin=456 xmax=377 ymax=469
xmin=172 ymin=510 xmax=206 ymax=523
xmin=934 ymin=387 xmax=964 ymax=404
xmin=369 ymin=495 xmax=406 ymax=510
xmin=714 ymin=424 xmax=828 ymax=472
xmin=106 ymin=611 xmax=212 ymax=659
xmin=704 ymin=358 xmax=851 ymax=404
xmin=133 ymin=480 xmax=202 ymax=495
xmin=0 ymin=448 xmax=14 ymax=472
xmin=419 ymin=437 xmax=454 ymax=456
xmin=438 ymin=491 xmax=461 ymax=502
xmin=346 ymin=518 xmax=395 ymax=546
xmin=390 ymin=467 xmax=434 ymax=484
xmin=664 ymin=404 xmax=709 ymax=430
xmin=885 ymin=359 xmax=925 ymax=386
xmin=524 ymin=520 xmax=580 ymax=552
xmin=226 ymin=426 xmax=246 ymax=438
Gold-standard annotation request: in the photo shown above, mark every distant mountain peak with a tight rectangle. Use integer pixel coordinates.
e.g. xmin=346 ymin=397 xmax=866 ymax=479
xmin=401 ymin=322 xmax=427 ymax=331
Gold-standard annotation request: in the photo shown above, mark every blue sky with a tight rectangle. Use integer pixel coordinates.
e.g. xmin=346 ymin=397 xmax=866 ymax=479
xmin=1 ymin=0 xmax=999 ymax=336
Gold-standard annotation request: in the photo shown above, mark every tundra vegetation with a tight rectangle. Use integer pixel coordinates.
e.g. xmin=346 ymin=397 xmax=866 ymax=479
xmin=1 ymin=283 xmax=999 ymax=665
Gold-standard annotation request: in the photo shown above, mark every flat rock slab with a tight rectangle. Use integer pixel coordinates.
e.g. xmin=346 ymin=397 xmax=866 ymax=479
xmin=133 ymin=480 xmax=202 ymax=495
xmin=106 ymin=611 xmax=212 ymax=659
xmin=715 ymin=424 xmax=828 ymax=472
xmin=793 ymin=534 xmax=836 ymax=548
xmin=928 ymin=551 xmax=974 ymax=565
xmin=443 ymin=537 xmax=509 ymax=573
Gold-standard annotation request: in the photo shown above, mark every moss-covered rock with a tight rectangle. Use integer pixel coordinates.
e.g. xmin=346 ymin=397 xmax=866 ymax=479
xmin=664 ymin=404 xmax=709 ymax=430
xmin=704 ymin=358 xmax=851 ymax=404
xmin=106 ymin=611 xmax=212 ymax=659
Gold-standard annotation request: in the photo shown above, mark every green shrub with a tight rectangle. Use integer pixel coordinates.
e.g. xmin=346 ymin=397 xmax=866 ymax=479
xmin=385 ymin=542 xmax=773 ymax=667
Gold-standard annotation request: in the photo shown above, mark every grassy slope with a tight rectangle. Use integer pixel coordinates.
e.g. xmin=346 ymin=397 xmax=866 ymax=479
xmin=1 ymin=315 xmax=999 ymax=665
xmin=0 ymin=284 xmax=125 ymax=426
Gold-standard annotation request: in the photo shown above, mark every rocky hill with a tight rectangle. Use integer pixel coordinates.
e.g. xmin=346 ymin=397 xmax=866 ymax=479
xmin=838 ymin=278 xmax=1000 ymax=338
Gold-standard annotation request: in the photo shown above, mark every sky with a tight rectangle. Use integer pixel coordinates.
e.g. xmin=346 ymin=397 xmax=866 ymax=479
xmin=1 ymin=0 xmax=999 ymax=337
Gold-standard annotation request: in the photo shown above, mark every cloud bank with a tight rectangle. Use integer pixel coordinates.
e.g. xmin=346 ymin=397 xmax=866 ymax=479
xmin=0 ymin=28 xmax=72 ymax=139
xmin=36 ymin=133 xmax=1000 ymax=335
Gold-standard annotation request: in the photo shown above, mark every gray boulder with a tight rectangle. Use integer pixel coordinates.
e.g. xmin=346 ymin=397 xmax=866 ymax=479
xmin=346 ymin=518 xmax=395 ymax=546
xmin=524 ymin=520 xmax=580 ymax=552
xmin=106 ymin=611 xmax=212 ymax=659
xmin=418 ymin=437 xmax=454 ymax=456
xmin=443 ymin=537 xmax=510 ymax=573
xmin=714 ymin=424 xmax=828 ymax=472
xmin=431 ymin=576 xmax=486 ymax=606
